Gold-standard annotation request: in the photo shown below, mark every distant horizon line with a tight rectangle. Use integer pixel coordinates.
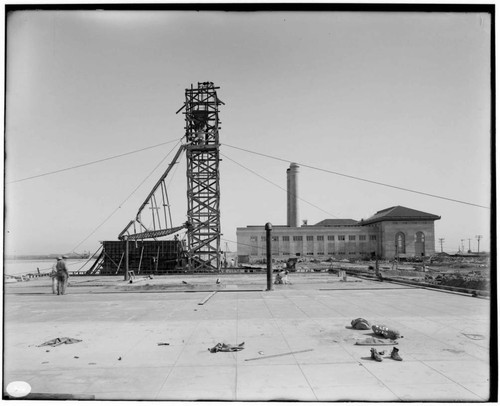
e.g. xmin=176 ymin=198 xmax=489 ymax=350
xmin=5 ymin=250 xmax=489 ymax=261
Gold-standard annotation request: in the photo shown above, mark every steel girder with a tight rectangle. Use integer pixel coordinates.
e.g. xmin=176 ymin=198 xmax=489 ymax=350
xmin=118 ymin=145 xmax=186 ymax=242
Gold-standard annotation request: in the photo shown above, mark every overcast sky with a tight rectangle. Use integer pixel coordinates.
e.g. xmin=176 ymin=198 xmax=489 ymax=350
xmin=5 ymin=9 xmax=492 ymax=256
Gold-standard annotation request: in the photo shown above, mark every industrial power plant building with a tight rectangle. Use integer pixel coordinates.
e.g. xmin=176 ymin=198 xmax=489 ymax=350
xmin=236 ymin=164 xmax=441 ymax=263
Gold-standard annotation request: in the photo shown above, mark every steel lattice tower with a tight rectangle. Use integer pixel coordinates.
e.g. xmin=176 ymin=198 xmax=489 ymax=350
xmin=183 ymin=82 xmax=223 ymax=272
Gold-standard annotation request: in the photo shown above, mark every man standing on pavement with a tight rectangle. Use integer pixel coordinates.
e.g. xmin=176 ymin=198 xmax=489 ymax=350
xmin=55 ymin=255 xmax=69 ymax=295
xmin=50 ymin=258 xmax=59 ymax=294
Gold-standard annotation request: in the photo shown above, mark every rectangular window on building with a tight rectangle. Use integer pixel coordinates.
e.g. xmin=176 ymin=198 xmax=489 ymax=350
xmin=359 ymin=235 xmax=366 ymax=241
xmin=370 ymin=235 xmax=377 ymax=241
xmin=349 ymin=235 xmax=356 ymax=241
xmin=306 ymin=236 xmax=314 ymax=241
xmin=293 ymin=236 xmax=303 ymax=241
xmin=327 ymin=236 xmax=335 ymax=241
xmin=283 ymin=252 xmax=290 ymax=255
xmin=338 ymin=235 xmax=345 ymax=241
xmin=317 ymin=251 xmax=324 ymax=255
xmin=349 ymin=252 xmax=356 ymax=255
xmin=282 ymin=236 xmax=289 ymax=241
xmin=328 ymin=251 xmax=335 ymax=255
xmin=250 ymin=236 xmax=258 ymax=255
xmin=261 ymin=236 xmax=266 ymax=241
xmin=272 ymin=236 xmax=278 ymax=241
xmin=306 ymin=252 xmax=314 ymax=255
xmin=317 ymin=236 xmax=324 ymax=241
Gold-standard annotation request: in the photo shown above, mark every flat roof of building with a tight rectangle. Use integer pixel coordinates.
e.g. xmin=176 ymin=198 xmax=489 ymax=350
xmin=4 ymin=273 xmax=492 ymax=401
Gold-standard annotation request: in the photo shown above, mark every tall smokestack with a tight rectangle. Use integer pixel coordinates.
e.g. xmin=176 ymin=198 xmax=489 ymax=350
xmin=287 ymin=163 xmax=299 ymax=227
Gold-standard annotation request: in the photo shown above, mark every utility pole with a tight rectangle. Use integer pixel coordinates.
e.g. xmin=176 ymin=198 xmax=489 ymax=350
xmin=475 ymin=235 xmax=482 ymax=253
xmin=460 ymin=239 xmax=465 ymax=253
xmin=438 ymin=238 xmax=445 ymax=253
xmin=468 ymin=238 xmax=472 ymax=253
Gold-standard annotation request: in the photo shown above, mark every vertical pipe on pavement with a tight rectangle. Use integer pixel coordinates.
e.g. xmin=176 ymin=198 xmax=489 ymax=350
xmin=266 ymin=222 xmax=273 ymax=291
xmin=124 ymin=236 xmax=129 ymax=281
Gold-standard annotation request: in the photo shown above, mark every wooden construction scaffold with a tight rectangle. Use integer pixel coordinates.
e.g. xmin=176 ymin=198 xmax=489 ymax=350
xmin=179 ymin=82 xmax=224 ymax=272
xmin=97 ymin=82 xmax=224 ymax=276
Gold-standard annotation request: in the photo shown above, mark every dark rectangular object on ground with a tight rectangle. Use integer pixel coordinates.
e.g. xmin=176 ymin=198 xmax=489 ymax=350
xmin=4 ymin=393 xmax=95 ymax=400
xmin=101 ymin=240 xmax=183 ymax=275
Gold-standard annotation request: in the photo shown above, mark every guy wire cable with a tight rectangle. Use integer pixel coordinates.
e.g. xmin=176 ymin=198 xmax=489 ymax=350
xmin=70 ymin=139 xmax=184 ymax=252
xmin=222 ymin=143 xmax=490 ymax=210
xmin=221 ymin=152 xmax=341 ymax=219
xmin=7 ymin=138 xmax=181 ymax=184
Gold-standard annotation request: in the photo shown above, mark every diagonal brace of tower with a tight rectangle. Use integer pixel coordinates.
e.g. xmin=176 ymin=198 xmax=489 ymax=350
xmin=183 ymin=82 xmax=224 ymax=272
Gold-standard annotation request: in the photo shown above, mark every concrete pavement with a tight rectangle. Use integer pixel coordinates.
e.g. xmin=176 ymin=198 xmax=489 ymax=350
xmin=3 ymin=273 xmax=493 ymax=401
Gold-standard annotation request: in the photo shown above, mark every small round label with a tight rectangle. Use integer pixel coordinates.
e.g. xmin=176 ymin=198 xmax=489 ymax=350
xmin=6 ymin=381 xmax=31 ymax=398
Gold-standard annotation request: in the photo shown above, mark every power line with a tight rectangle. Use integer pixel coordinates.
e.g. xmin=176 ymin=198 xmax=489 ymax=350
xmin=70 ymin=140 xmax=184 ymax=252
xmin=221 ymin=153 xmax=340 ymax=219
xmin=222 ymin=143 xmax=490 ymax=210
xmin=475 ymin=235 xmax=483 ymax=253
xmin=7 ymin=139 xmax=181 ymax=184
